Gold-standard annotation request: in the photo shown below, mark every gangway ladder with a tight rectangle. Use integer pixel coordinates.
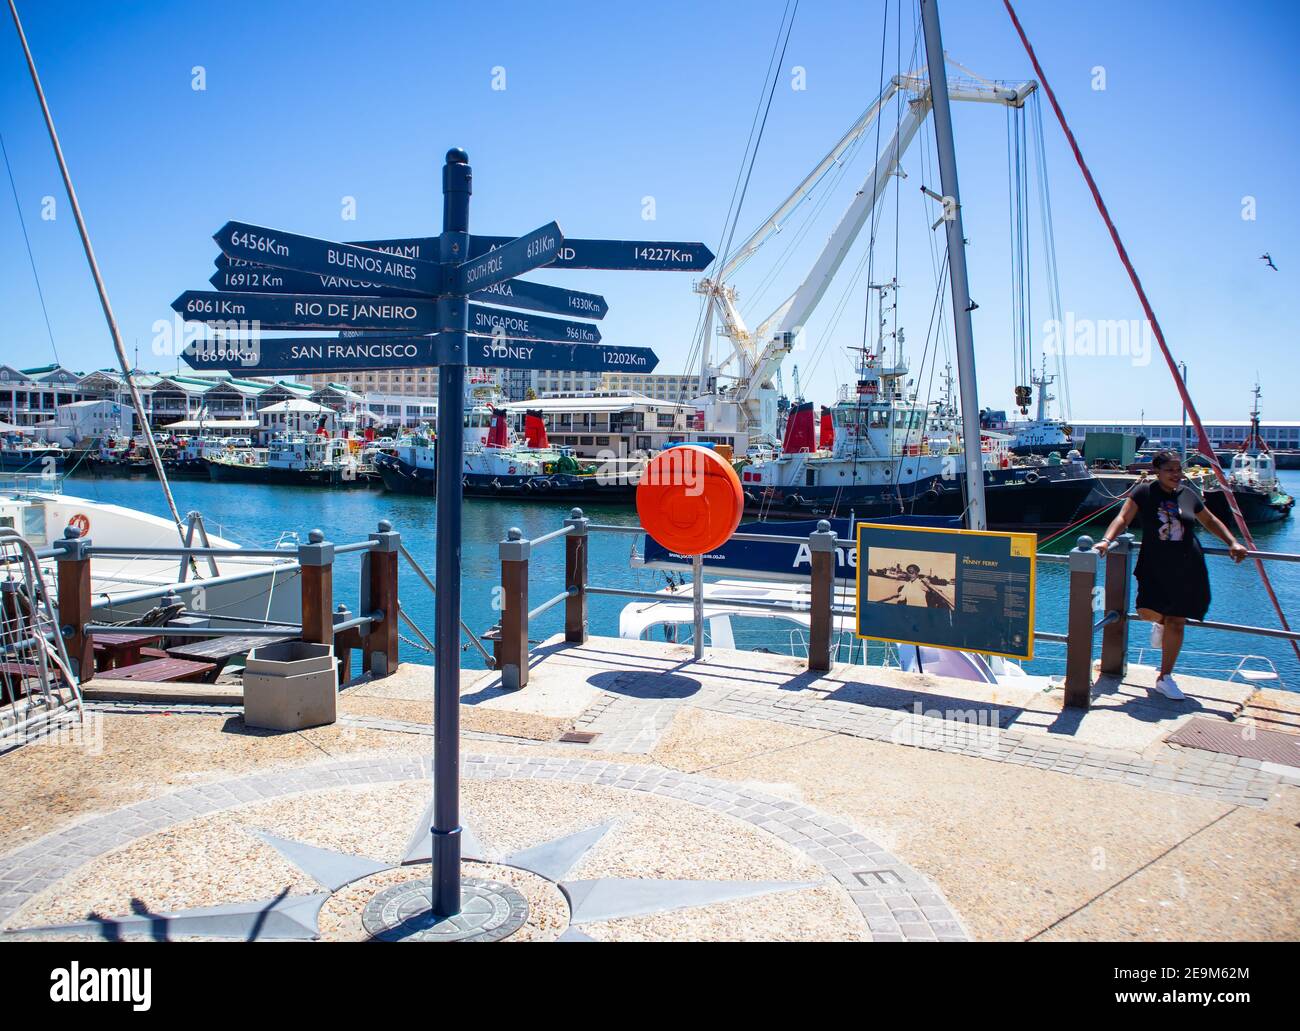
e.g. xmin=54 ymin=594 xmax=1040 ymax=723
xmin=0 ymin=528 xmax=83 ymax=751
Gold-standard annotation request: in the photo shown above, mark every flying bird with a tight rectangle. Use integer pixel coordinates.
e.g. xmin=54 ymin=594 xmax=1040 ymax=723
xmin=1260 ymin=253 xmax=1278 ymax=271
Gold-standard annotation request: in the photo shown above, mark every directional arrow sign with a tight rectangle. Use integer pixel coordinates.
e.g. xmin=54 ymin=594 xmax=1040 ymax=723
xmin=470 ymin=278 xmax=607 ymax=320
xmin=212 ymin=256 xmax=420 ymax=298
xmin=447 ymin=335 xmax=657 ymax=373
xmin=467 ymin=303 xmax=599 ymax=344
xmin=180 ymin=335 xmax=434 ymax=375
xmin=455 ymin=221 xmax=562 ymax=293
xmin=214 ymin=221 xmax=441 ymax=294
xmin=173 ymin=291 xmax=436 ymax=332
xmin=471 ymin=235 xmax=714 ymax=271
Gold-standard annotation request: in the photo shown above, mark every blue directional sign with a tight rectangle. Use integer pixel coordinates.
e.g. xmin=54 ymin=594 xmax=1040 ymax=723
xmin=470 ymin=278 xmax=607 ymax=320
xmin=173 ymin=291 xmax=436 ymax=332
xmin=447 ymin=334 xmax=658 ymax=373
xmin=471 ymin=234 xmax=714 ymax=271
xmin=467 ymin=303 xmax=599 ymax=344
xmin=212 ymin=256 xmax=422 ymax=297
xmin=214 ymin=221 xmax=441 ymax=294
xmin=454 ymin=221 xmax=562 ymax=293
xmin=179 ymin=334 xmax=434 ymax=375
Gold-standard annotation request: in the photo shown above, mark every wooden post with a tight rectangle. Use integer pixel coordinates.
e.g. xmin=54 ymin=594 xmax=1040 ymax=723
xmin=363 ymin=520 xmax=401 ymax=677
xmin=498 ymin=527 xmax=530 ymax=690
xmin=564 ymin=508 xmax=588 ymax=645
xmin=298 ymin=529 xmax=334 ymax=648
xmin=1065 ymin=535 xmax=1097 ymax=709
xmin=808 ymin=520 xmax=836 ymax=673
xmin=54 ymin=525 xmax=93 ymax=682
xmin=1100 ymin=532 xmax=1134 ymax=678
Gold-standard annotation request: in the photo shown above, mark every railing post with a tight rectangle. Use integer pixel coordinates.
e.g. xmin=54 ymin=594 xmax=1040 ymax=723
xmin=363 ymin=519 xmax=400 ymax=677
xmin=498 ymin=527 xmax=530 ymax=690
xmin=333 ymin=603 xmax=352 ymax=684
xmin=1065 ymin=534 xmax=1097 ymax=709
xmin=1100 ymin=532 xmax=1134 ymax=678
xmin=53 ymin=525 xmax=93 ymax=682
xmin=808 ymin=519 xmax=836 ymax=673
xmin=298 ymin=529 xmax=334 ymax=648
xmin=564 ymin=508 xmax=588 ymax=644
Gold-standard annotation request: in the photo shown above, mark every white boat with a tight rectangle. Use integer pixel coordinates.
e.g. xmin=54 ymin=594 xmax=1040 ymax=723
xmin=618 ymin=578 xmax=1051 ymax=692
xmin=0 ymin=477 xmax=301 ymax=627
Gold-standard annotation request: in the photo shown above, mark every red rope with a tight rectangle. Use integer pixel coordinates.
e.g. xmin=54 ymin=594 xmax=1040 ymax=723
xmin=1002 ymin=0 xmax=1298 ymax=661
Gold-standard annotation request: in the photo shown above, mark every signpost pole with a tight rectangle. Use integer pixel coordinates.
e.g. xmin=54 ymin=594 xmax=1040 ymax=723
xmin=432 ymin=147 xmax=471 ymax=918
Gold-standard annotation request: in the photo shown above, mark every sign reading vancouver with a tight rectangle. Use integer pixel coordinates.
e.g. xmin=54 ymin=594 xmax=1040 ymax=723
xmin=855 ymin=523 xmax=1037 ymax=660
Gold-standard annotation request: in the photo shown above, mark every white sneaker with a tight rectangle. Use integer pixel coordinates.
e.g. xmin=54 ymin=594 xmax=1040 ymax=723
xmin=1153 ymin=675 xmax=1185 ymax=701
xmin=1150 ymin=622 xmax=1164 ymax=648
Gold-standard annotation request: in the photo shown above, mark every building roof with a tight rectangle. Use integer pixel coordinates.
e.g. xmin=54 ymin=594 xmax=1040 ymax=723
xmin=259 ymin=399 xmax=334 ymax=414
xmin=499 ymin=393 xmax=694 ymax=414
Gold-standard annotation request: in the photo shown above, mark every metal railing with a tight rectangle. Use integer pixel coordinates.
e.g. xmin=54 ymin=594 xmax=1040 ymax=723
xmin=494 ymin=511 xmax=1299 ymax=709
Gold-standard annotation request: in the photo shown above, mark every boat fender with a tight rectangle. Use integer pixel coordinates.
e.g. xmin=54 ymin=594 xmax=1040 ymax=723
xmin=535 ymin=478 xmax=551 ymax=490
xmin=1025 ymin=470 xmax=1040 ymax=485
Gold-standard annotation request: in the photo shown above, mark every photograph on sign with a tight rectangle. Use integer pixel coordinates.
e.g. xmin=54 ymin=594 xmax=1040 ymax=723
xmin=855 ymin=523 xmax=1036 ymax=660
xmin=865 ymin=547 xmax=957 ymax=610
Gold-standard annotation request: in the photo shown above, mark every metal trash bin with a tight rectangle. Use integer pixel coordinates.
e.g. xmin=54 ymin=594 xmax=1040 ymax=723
xmin=242 ymin=641 xmax=337 ymax=731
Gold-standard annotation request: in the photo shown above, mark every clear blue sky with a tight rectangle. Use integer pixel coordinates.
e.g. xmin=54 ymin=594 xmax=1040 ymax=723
xmin=1 ymin=0 xmax=1296 ymax=422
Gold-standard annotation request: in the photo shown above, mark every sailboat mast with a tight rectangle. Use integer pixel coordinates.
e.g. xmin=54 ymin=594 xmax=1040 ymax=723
xmin=920 ymin=0 xmax=987 ymax=530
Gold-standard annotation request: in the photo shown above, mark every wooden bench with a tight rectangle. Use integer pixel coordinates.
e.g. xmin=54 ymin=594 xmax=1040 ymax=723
xmin=92 ymin=631 xmax=163 ymax=671
xmin=93 ymin=657 xmax=217 ymax=683
xmin=166 ymin=635 xmax=298 ymax=683
xmin=0 ymin=661 xmax=44 ymax=699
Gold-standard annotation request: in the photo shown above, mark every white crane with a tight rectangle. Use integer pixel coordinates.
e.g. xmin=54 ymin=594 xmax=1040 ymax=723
xmin=693 ymin=67 xmax=1037 ymax=446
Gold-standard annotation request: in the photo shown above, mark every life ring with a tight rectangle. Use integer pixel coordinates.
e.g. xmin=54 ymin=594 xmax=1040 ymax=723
xmin=67 ymin=513 xmax=91 ymax=536
xmin=1025 ymin=470 xmax=1041 ymax=485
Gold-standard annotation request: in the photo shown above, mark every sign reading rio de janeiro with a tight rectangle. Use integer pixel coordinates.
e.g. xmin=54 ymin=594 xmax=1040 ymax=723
xmin=855 ymin=523 xmax=1036 ymax=661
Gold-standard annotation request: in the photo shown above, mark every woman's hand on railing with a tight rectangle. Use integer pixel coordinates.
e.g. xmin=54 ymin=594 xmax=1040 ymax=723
xmin=1093 ymin=537 xmax=1113 ymax=556
xmin=1229 ymin=542 xmax=1249 ymax=564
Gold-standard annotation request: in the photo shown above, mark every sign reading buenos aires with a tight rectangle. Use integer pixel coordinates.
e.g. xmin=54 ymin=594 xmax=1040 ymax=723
xmin=213 ymin=221 xmax=440 ymax=294
xmin=855 ymin=522 xmax=1037 ymax=661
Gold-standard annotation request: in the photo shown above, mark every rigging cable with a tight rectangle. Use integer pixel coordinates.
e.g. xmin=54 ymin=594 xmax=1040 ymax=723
xmin=1003 ymin=0 xmax=1298 ymax=661
xmin=8 ymin=0 xmax=189 ymax=547
xmin=0 ymin=128 xmax=59 ymax=364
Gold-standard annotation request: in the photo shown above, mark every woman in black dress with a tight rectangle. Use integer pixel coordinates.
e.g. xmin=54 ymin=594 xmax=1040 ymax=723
xmin=1095 ymin=450 xmax=1247 ymax=699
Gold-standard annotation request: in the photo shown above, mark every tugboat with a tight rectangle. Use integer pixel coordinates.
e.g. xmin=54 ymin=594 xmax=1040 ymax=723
xmin=1200 ymin=386 xmax=1294 ymax=525
xmin=983 ymin=357 xmax=1074 ymax=457
xmin=376 ymin=407 xmax=639 ymax=501
xmin=206 ymin=434 xmax=372 ymax=488
xmin=736 ymin=346 xmax=1095 ymax=530
xmin=0 ymin=432 xmax=64 ymax=473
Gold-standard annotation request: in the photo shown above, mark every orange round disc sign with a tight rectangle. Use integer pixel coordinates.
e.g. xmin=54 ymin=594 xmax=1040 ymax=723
xmin=636 ymin=445 xmax=743 ymax=555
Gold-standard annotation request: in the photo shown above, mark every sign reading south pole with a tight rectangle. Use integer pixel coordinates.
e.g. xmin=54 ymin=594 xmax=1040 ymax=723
xmin=214 ymin=221 xmax=440 ymax=294
xmin=454 ymin=221 xmax=562 ymax=293
xmin=855 ymin=523 xmax=1037 ymax=660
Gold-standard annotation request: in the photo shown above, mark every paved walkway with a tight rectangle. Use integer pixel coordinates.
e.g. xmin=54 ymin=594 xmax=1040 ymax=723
xmin=2 ymin=635 xmax=1297 ymax=941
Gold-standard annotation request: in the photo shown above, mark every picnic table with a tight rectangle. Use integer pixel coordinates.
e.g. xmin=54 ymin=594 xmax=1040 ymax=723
xmin=92 ymin=631 xmax=163 ymax=671
xmin=93 ymin=657 xmax=216 ymax=683
xmin=165 ymin=634 xmax=298 ymax=683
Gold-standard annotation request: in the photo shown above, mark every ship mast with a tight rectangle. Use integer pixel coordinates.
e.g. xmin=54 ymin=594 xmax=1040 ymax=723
xmin=920 ymin=0 xmax=987 ymax=530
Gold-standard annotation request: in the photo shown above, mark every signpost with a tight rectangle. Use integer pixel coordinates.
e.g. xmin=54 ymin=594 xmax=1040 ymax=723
xmin=173 ymin=291 xmax=439 ymax=333
xmin=467 ymin=303 xmax=599 ymax=343
xmin=454 ymin=336 xmax=656 ymax=372
xmin=453 ymin=220 xmax=562 ymax=293
xmin=171 ymin=148 xmax=714 ymax=932
xmin=180 ymin=334 xmax=434 ymax=374
xmin=214 ymin=220 xmax=441 ymax=294
xmin=855 ymin=523 xmax=1036 ymax=661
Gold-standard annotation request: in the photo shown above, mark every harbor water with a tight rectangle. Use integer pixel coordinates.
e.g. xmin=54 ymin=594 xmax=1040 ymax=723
xmin=64 ymin=472 xmax=1300 ymax=690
